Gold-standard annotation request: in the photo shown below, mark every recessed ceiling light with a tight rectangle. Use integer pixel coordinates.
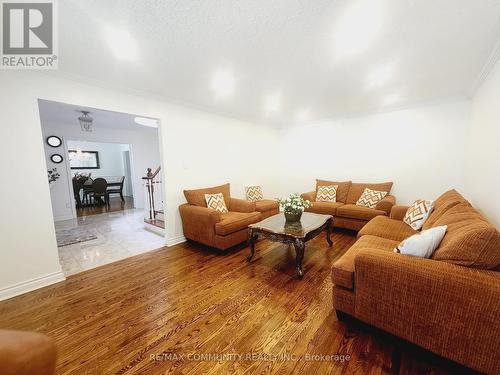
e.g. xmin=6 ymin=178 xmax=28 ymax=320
xmin=105 ymin=27 xmax=138 ymax=61
xmin=134 ymin=117 xmax=158 ymax=128
xmin=264 ymin=92 xmax=282 ymax=114
xmin=333 ymin=0 xmax=385 ymax=59
xmin=366 ymin=62 xmax=395 ymax=90
xmin=383 ymin=94 xmax=401 ymax=107
xmin=211 ymin=68 xmax=235 ymax=99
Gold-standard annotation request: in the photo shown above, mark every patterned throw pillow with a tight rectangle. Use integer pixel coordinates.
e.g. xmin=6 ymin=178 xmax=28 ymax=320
xmin=403 ymin=199 xmax=434 ymax=230
xmin=356 ymin=188 xmax=388 ymax=209
xmin=316 ymin=185 xmax=338 ymax=202
xmin=204 ymin=193 xmax=228 ymax=213
xmin=245 ymin=186 xmax=263 ymax=201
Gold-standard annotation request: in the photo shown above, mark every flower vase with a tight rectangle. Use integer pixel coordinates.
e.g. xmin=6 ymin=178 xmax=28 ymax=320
xmin=284 ymin=211 xmax=302 ymax=223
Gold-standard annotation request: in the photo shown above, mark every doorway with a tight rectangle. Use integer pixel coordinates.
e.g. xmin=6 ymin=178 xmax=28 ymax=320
xmin=38 ymin=99 xmax=166 ymax=276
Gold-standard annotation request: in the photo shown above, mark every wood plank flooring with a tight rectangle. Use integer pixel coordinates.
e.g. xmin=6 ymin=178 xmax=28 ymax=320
xmin=0 ymin=230 xmax=478 ymax=375
xmin=76 ymin=196 xmax=134 ymax=217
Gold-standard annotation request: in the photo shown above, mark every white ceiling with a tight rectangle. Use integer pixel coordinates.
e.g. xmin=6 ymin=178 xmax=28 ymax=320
xmin=56 ymin=0 xmax=500 ymax=125
xmin=38 ymin=99 xmax=159 ymax=132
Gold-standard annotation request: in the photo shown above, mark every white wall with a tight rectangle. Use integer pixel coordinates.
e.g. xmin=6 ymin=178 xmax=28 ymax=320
xmin=41 ymin=116 xmax=159 ymax=221
xmin=277 ymin=100 xmax=471 ymax=204
xmin=464 ymin=58 xmax=500 ymax=227
xmin=0 ymin=71 xmax=280 ymax=300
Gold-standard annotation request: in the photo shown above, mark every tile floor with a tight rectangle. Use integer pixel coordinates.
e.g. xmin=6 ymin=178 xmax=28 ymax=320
xmin=55 ymin=209 xmax=166 ymax=276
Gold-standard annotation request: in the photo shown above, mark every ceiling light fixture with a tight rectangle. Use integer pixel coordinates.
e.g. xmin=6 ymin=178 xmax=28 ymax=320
xmin=332 ymin=0 xmax=385 ymax=59
xmin=134 ymin=117 xmax=159 ymax=128
xmin=78 ymin=111 xmax=93 ymax=132
xmin=211 ymin=69 xmax=235 ymax=99
xmin=264 ymin=92 xmax=282 ymax=114
xmin=105 ymin=27 xmax=138 ymax=61
xmin=366 ymin=62 xmax=395 ymax=90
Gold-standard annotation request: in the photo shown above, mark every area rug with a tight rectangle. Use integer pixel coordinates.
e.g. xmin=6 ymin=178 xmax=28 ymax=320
xmin=56 ymin=227 xmax=98 ymax=247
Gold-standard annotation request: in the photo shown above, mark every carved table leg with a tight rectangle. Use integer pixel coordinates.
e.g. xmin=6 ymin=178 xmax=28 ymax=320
xmin=294 ymin=239 xmax=305 ymax=279
xmin=247 ymin=228 xmax=256 ymax=262
xmin=326 ymin=219 xmax=333 ymax=247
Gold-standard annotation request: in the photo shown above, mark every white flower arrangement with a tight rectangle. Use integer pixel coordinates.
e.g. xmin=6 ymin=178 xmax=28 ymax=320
xmin=277 ymin=193 xmax=311 ymax=214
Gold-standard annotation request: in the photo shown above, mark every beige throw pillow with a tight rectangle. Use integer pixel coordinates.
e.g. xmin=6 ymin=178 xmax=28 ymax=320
xmin=316 ymin=185 xmax=338 ymax=202
xmin=356 ymin=188 xmax=387 ymax=209
xmin=204 ymin=193 xmax=228 ymax=213
xmin=403 ymin=199 xmax=434 ymax=230
xmin=245 ymin=186 xmax=263 ymax=201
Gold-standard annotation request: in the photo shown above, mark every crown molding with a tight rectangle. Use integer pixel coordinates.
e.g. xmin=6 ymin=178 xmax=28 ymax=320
xmin=469 ymin=34 xmax=500 ymax=95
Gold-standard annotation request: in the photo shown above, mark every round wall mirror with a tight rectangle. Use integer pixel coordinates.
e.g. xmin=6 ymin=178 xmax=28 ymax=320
xmin=51 ymin=154 xmax=63 ymax=164
xmin=47 ymin=136 xmax=62 ymax=148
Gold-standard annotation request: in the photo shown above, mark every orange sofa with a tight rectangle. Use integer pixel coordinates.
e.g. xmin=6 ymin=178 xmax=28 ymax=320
xmin=179 ymin=183 xmax=262 ymax=250
xmin=252 ymin=199 xmax=279 ymax=220
xmin=0 ymin=330 xmax=56 ymax=375
xmin=331 ymin=189 xmax=500 ymax=374
xmin=301 ymin=179 xmax=396 ymax=231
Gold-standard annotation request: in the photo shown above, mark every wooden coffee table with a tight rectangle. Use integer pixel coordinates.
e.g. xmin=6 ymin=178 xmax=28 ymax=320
xmin=247 ymin=212 xmax=333 ymax=279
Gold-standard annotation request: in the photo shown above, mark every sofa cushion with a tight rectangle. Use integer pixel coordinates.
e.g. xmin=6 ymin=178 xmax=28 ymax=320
xmin=254 ymin=199 xmax=279 ymax=213
xmin=346 ymin=182 xmax=393 ymax=204
xmin=205 ymin=193 xmax=228 ymax=213
xmin=336 ymin=204 xmax=387 ymax=221
xmin=431 ymin=204 xmax=500 ymax=269
xmin=306 ymin=201 xmax=343 ymax=216
xmin=215 ymin=211 xmax=261 ymax=236
xmin=355 ymin=188 xmax=388 ymax=209
xmin=423 ymin=189 xmax=470 ymax=229
xmin=316 ymin=179 xmax=351 ymax=203
xmin=245 ymin=186 xmax=263 ymax=201
xmin=184 ymin=183 xmax=231 ymax=209
xmin=332 ymin=235 xmax=398 ymax=289
xmin=316 ymin=185 xmax=338 ymax=202
xmin=358 ymin=216 xmax=417 ymax=242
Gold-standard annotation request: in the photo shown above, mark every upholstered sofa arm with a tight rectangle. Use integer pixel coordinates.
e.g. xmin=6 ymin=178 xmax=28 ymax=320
xmin=179 ymin=204 xmax=222 ymax=245
xmin=0 ymin=330 xmax=56 ymax=375
xmin=354 ymin=251 xmax=500 ymax=374
xmin=389 ymin=205 xmax=409 ymax=220
xmin=374 ymin=194 xmax=395 ymax=214
xmin=230 ymin=198 xmax=255 ymax=213
xmin=301 ymin=191 xmax=316 ymax=202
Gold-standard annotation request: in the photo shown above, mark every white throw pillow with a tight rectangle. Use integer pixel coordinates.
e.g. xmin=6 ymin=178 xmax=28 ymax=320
xmin=394 ymin=225 xmax=447 ymax=258
xmin=403 ymin=199 xmax=434 ymax=230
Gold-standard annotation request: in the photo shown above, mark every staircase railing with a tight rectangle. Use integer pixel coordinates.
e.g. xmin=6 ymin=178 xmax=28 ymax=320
xmin=142 ymin=166 xmax=164 ymax=228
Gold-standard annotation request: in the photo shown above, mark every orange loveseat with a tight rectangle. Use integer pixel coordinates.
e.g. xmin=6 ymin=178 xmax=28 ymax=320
xmin=179 ymin=183 xmax=262 ymax=250
xmin=331 ymin=189 xmax=500 ymax=374
xmin=301 ymin=179 xmax=396 ymax=231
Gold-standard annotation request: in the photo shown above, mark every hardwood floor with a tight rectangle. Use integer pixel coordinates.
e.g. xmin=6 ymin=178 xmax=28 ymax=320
xmin=76 ymin=196 xmax=134 ymax=217
xmin=0 ymin=230 xmax=478 ymax=375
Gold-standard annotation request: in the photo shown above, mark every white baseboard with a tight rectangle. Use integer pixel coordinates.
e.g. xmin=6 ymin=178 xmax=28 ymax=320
xmin=0 ymin=271 xmax=66 ymax=301
xmin=166 ymin=235 xmax=186 ymax=247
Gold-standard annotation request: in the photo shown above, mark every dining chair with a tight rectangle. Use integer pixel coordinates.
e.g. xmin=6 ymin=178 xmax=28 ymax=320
xmin=107 ymin=176 xmax=125 ymax=202
xmin=89 ymin=178 xmax=108 ymax=206
xmin=82 ymin=177 xmax=94 ymax=205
